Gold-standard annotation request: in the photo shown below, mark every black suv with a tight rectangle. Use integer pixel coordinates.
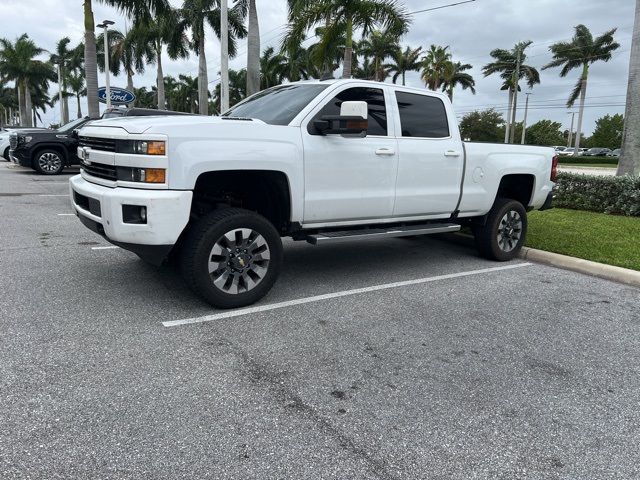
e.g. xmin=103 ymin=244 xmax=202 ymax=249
xmin=10 ymin=108 xmax=191 ymax=175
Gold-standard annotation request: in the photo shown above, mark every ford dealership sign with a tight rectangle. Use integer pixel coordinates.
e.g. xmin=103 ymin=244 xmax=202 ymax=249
xmin=98 ymin=87 xmax=136 ymax=105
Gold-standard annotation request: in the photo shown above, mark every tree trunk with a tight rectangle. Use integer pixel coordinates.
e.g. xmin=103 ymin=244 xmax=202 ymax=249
xmin=156 ymin=43 xmax=165 ymax=110
xmin=504 ymin=88 xmax=513 ymax=144
xmin=574 ymin=65 xmax=589 ymax=154
xmin=84 ymin=0 xmax=100 ymax=118
xmin=246 ymin=0 xmax=260 ymax=96
xmin=197 ymin=36 xmax=209 ymax=115
xmin=76 ymin=92 xmax=82 ymax=118
xmin=342 ymin=17 xmax=353 ymax=79
xmin=18 ymin=82 xmax=27 ymax=126
xmin=617 ymin=0 xmax=640 ymax=176
xmin=62 ymin=77 xmax=69 ymax=124
xmin=24 ymin=83 xmax=33 ymax=127
xmin=510 ymin=85 xmax=519 ymax=143
xmin=126 ymin=71 xmax=134 ymax=106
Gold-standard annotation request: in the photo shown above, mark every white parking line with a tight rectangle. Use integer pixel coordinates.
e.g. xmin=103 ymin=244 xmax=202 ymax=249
xmin=38 ymin=194 xmax=69 ymax=197
xmin=57 ymin=213 xmax=75 ymax=216
xmin=163 ymin=263 xmax=533 ymax=328
xmin=91 ymin=246 xmax=118 ymax=250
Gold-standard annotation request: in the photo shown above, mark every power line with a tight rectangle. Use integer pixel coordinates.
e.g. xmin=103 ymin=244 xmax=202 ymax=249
xmin=409 ymin=0 xmax=476 ymax=15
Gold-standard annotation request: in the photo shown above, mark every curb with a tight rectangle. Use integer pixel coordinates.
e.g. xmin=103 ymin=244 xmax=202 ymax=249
xmin=518 ymin=247 xmax=640 ymax=289
xmin=441 ymin=233 xmax=640 ymax=289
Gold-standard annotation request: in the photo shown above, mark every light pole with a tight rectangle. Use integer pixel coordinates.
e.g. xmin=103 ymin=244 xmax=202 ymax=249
xmin=97 ymin=20 xmax=115 ymax=109
xmin=520 ymin=92 xmax=531 ymax=145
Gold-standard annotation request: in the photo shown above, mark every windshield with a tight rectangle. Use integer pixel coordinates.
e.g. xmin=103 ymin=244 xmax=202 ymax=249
xmin=223 ymin=84 xmax=329 ymax=125
xmin=57 ymin=117 xmax=88 ymax=133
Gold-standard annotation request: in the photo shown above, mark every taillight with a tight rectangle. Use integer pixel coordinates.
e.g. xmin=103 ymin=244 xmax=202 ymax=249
xmin=551 ymin=155 xmax=559 ymax=182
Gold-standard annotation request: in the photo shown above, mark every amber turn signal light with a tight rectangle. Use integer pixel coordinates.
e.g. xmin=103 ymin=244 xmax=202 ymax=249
xmin=146 ymin=141 xmax=166 ymax=155
xmin=144 ymin=168 xmax=166 ymax=183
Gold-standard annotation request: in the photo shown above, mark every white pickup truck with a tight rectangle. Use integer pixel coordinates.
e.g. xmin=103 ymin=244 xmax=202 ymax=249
xmin=70 ymin=79 xmax=556 ymax=308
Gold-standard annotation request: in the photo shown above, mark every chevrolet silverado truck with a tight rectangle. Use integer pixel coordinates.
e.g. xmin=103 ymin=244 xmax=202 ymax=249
xmin=70 ymin=79 xmax=556 ymax=308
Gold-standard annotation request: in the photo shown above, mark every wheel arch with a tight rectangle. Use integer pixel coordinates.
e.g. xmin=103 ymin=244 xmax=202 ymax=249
xmin=32 ymin=144 xmax=69 ymax=167
xmin=191 ymin=170 xmax=293 ymax=235
xmin=496 ymin=174 xmax=535 ymax=208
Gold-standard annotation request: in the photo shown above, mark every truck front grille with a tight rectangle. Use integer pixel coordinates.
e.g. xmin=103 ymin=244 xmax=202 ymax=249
xmin=79 ymin=136 xmax=116 ymax=152
xmin=81 ymin=161 xmax=117 ymax=181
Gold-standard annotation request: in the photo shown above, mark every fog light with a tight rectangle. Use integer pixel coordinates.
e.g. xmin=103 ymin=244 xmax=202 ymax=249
xmin=122 ymin=205 xmax=147 ymax=224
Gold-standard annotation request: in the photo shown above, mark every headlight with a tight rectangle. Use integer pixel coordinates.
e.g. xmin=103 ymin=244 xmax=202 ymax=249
xmin=117 ymin=140 xmax=166 ymax=155
xmin=22 ymin=136 xmax=33 ymax=144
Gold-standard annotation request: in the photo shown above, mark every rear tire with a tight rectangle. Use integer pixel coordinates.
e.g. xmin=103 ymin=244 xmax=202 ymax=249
xmin=180 ymin=208 xmax=283 ymax=309
xmin=34 ymin=149 xmax=64 ymax=175
xmin=474 ymin=198 xmax=527 ymax=261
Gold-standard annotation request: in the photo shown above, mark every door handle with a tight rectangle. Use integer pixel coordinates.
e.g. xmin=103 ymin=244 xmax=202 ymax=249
xmin=444 ymin=150 xmax=462 ymax=157
xmin=375 ymin=148 xmax=395 ymax=156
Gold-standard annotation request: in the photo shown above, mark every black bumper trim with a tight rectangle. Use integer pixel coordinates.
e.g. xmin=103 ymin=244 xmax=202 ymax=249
xmin=77 ymin=213 xmax=173 ymax=266
xmin=539 ymin=192 xmax=554 ymax=211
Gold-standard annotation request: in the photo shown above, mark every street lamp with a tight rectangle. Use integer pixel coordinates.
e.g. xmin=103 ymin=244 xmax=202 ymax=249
xmin=97 ymin=20 xmax=115 ymax=108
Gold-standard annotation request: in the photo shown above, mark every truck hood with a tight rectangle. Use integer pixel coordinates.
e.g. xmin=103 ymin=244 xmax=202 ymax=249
xmin=84 ymin=115 xmax=265 ymax=135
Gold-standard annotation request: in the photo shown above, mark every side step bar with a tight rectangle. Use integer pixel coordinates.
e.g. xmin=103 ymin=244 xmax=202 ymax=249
xmin=305 ymin=223 xmax=461 ymax=245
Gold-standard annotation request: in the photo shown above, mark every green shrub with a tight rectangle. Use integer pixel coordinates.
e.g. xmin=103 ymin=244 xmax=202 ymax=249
xmin=558 ymin=156 xmax=618 ymax=165
xmin=554 ymin=173 xmax=640 ymax=216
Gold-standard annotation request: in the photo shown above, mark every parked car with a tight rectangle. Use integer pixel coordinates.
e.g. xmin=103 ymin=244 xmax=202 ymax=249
xmin=10 ymin=108 xmax=191 ymax=174
xmin=1 ymin=126 xmax=47 ymax=161
xmin=9 ymin=117 xmax=93 ymax=174
xmin=607 ymin=149 xmax=621 ymax=157
xmin=582 ymin=147 xmax=612 ymax=157
xmin=555 ymin=146 xmax=575 ymax=156
xmin=70 ymin=79 xmax=557 ymax=308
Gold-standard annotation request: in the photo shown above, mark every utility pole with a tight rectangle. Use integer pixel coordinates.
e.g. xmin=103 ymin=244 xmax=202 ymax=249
xmin=509 ymin=48 xmax=521 ymax=144
xmin=567 ymin=112 xmax=576 ymax=148
xmin=97 ymin=20 xmax=115 ymax=109
xmin=504 ymin=88 xmax=513 ymax=143
xmin=57 ymin=63 xmax=64 ymax=123
xmin=520 ymin=92 xmax=531 ymax=144
xmin=617 ymin=0 xmax=640 ymax=176
xmin=220 ymin=0 xmax=229 ymax=113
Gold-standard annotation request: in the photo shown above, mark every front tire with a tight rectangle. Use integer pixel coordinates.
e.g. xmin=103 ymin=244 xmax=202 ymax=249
xmin=474 ymin=198 xmax=527 ymax=261
xmin=180 ymin=208 xmax=283 ymax=309
xmin=34 ymin=149 xmax=64 ymax=175
xmin=3 ymin=147 xmax=9 ymax=161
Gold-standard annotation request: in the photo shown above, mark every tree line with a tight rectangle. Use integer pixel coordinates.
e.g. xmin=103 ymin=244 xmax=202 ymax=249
xmin=0 ymin=0 xmax=625 ymax=161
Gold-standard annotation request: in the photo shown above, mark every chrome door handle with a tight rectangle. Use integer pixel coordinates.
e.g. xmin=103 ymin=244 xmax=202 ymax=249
xmin=375 ymin=148 xmax=395 ymax=156
xmin=444 ymin=150 xmax=462 ymax=157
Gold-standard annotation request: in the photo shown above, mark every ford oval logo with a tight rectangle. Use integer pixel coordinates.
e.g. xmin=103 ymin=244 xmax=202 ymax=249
xmin=97 ymin=87 xmax=136 ymax=105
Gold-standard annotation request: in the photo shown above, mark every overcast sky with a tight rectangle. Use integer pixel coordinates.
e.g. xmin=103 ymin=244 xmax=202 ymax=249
xmin=2 ymin=0 xmax=635 ymax=135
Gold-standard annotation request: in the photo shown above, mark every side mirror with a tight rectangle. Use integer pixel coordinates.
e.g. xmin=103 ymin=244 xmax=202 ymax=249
xmin=313 ymin=101 xmax=368 ymax=136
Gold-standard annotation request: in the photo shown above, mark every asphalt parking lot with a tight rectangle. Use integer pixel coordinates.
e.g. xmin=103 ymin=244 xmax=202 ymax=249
xmin=1 ymin=162 xmax=639 ymax=480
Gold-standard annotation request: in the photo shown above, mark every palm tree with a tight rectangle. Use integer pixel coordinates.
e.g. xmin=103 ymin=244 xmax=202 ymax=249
xmin=50 ymin=37 xmax=74 ymax=124
xmin=131 ymin=9 xmax=189 ymax=110
xmin=284 ymin=0 xmax=410 ymax=79
xmin=82 ymin=0 xmax=168 ymax=118
xmin=543 ymin=25 xmax=620 ymax=155
xmin=235 ymin=0 xmax=259 ymax=96
xmin=483 ymin=41 xmax=539 ymax=143
xmin=0 ymin=83 xmax=18 ymax=126
xmin=441 ymin=61 xmax=475 ymax=102
xmin=358 ymin=29 xmax=399 ymax=81
xmin=421 ymin=45 xmax=451 ymax=90
xmin=176 ymin=0 xmax=247 ymax=115
xmin=67 ymin=72 xmax=86 ymax=118
xmin=260 ymin=47 xmax=287 ymax=89
xmin=0 ymin=34 xmax=51 ymax=127
xmin=384 ymin=45 xmax=421 ymax=85
xmin=617 ymin=0 xmax=639 ymax=176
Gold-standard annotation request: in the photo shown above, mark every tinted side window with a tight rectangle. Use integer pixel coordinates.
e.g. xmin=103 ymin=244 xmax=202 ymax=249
xmin=395 ymin=92 xmax=450 ymax=138
xmin=313 ymin=87 xmax=388 ymax=136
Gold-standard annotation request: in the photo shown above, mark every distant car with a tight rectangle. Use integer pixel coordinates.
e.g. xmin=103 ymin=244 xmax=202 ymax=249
xmin=10 ymin=108 xmax=193 ymax=174
xmin=583 ymin=148 xmax=611 ymax=157
xmin=606 ymin=148 xmax=621 ymax=157
xmin=101 ymin=107 xmax=192 ymax=119
xmin=556 ymin=146 xmax=576 ymax=157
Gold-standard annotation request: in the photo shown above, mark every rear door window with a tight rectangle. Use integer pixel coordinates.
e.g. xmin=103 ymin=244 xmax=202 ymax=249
xmin=395 ymin=91 xmax=450 ymax=138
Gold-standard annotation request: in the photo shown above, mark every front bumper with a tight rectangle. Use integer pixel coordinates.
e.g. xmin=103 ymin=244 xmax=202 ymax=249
xmin=69 ymin=174 xmax=193 ymax=259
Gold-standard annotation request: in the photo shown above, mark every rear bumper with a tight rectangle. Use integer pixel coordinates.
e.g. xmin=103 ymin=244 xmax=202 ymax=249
xmin=69 ymin=174 xmax=193 ymax=260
